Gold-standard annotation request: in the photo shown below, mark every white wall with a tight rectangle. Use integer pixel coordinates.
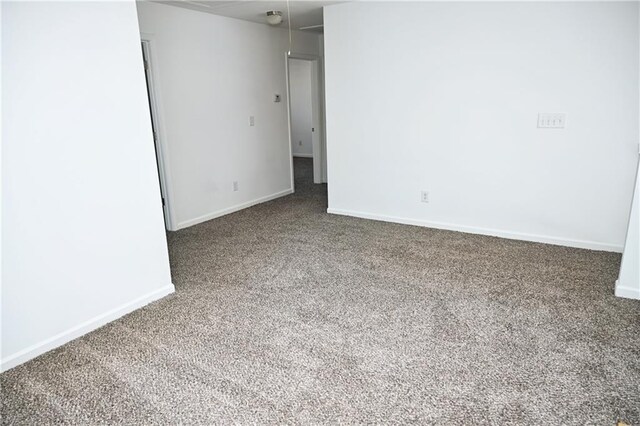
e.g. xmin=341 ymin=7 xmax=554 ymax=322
xmin=324 ymin=2 xmax=639 ymax=252
xmin=289 ymin=59 xmax=314 ymax=157
xmin=136 ymin=2 xmax=323 ymax=229
xmin=1 ymin=1 xmax=174 ymax=371
xmin=616 ymin=4 xmax=640 ymax=299
xmin=616 ymin=161 xmax=639 ymax=299
xmin=318 ymin=35 xmax=328 ymax=182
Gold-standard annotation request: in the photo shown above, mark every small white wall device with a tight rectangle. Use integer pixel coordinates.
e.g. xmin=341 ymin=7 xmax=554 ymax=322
xmin=537 ymin=113 xmax=566 ymax=128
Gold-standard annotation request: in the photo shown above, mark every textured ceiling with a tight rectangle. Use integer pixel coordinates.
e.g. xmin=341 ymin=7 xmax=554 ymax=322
xmin=154 ymin=1 xmax=345 ymax=32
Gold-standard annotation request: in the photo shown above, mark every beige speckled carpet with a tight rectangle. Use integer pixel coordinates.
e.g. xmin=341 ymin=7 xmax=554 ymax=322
xmin=1 ymin=158 xmax=639 ymax=424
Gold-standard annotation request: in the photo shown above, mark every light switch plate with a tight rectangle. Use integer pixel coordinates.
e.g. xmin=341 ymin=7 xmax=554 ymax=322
xmin=538 ymin=113 xmax=566 ymax=129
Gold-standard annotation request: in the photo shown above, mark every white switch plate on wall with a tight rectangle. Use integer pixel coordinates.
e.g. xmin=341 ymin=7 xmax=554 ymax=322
xmin=537 ymin=113 xmax=566 ymax=128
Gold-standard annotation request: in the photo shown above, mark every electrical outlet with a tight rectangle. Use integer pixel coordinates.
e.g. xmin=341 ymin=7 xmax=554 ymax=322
xmin=249 ymin=116 xmax=255 ymax=127
xmin=298 ymin=141 xmax=302 ymax=146
xmin=421 ymin=191 xmax=429 ymax=203
xmin=233 ymin=181 xmax=239 ymax=192
xmin=537 ymin=113 xmax=566 ymax=129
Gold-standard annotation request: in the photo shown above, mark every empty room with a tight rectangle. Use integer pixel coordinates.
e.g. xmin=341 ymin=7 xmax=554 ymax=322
xmin=1 ymin=0 xmax=639 ymax=424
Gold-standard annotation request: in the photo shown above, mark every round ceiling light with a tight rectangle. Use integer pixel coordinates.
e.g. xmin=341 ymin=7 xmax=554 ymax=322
xmin=266 ymin=11 xmax=283 ymax=26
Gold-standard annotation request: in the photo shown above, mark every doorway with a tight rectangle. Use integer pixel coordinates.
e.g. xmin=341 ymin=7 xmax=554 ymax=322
xmin=141 ymin=40 xmax=172 ymax=230
xmin=289 ymin=59 xmax=313 ymax=159
xmin=286 ymin=54 xmax=326 ymax=189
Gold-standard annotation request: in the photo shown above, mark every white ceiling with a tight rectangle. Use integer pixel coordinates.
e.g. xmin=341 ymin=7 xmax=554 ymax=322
xmin=155 ymin=1 xmax=344 ymax=32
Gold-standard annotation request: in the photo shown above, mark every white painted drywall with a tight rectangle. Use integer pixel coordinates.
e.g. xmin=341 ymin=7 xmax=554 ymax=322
xmin=616 ymin=160 xmax=640 ymax=299
xmin=318 ymin=35 xmax=328 ymax=183
xmin=0 ymin=1 xmax=4 ymax=363
xmin=615 ymin=4 xmax=640 ymax=299
xmin=324 ymin=2 xmax=639 ymax=252
xmin=1 ymin=1 xmax=174 ymax=371
xmin=290 ymin=59 xmax=314 ymax=157
xmin=136 ymin=1 xmax=323 ymax=229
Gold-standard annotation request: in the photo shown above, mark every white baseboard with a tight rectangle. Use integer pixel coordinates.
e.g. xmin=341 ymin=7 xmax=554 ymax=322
xmin=177 ymin=188 xmax=293 ymax=230
xmin=327 ymin=208 xmax=623 ymax=253
xmin=615 ymin=280 xmax=640 ymax=300
xmin=293 ymin=153 xmax=313 ymax=158
xmin=0 ymin=284 xmax=175 ymax=372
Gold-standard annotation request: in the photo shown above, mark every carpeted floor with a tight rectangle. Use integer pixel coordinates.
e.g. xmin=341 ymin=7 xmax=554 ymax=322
xmin=2 ymin=157 xmax=639 ymax=424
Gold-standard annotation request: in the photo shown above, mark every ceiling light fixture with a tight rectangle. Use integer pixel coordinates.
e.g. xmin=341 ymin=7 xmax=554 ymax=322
xmin=266 ymin=11 xmax=283 ymax=26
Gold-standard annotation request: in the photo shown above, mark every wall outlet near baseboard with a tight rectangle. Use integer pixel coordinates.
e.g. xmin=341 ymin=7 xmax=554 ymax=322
xmin=249 ymin=116 xmax=255 ymax=127
xmin=298 ymin=140 xmax=302 ymax=146
xmin=537 ymin=113 xmax=566 ymax=128
xmin=421 ymin=191 xmax=429 ymax=203
xmin=233 ymin=181 xmax=239 ymax=191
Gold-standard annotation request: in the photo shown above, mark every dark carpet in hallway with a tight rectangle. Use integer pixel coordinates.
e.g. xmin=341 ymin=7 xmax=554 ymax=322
xmin=1 ymin=157 xmax=639 ymax=424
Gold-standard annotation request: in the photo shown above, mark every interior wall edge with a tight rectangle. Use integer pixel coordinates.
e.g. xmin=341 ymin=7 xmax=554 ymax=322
xmin=176 ymin=188 xmax=294 ymax=230
xmin=0 ymin=284 xmax=175 ymax=373
xmin=615 ymin=282 xmax=640 ymax=300
xmin=327 ymin=208 xmax=624 ymax=253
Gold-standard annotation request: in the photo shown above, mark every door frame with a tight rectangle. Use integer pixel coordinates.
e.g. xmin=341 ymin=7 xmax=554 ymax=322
xmin=285 ymin=53 xmax=326 ymax=187
xmin=141 ymin=36 xmax=176 ymax=231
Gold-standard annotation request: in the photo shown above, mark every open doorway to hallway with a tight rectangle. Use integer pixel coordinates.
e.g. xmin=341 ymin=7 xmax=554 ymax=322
xmin=286 ymin=54 xmax=326 ymax=190
xmin=289 ymin=58 xmax=314 ymax=161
